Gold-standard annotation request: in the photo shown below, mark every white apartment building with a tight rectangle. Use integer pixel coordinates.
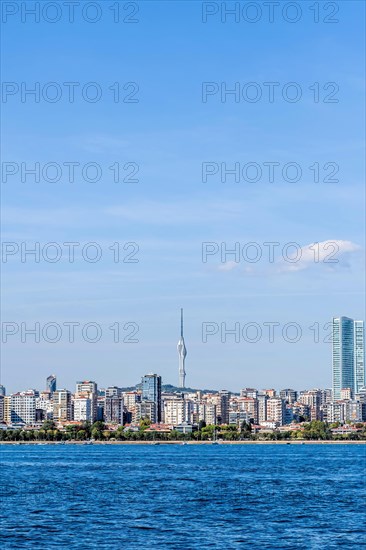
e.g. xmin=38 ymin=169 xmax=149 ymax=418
xmin=327 ymin=400 xmax=363 ymax=423
xmin=75 ymin=381 xmax=97 ymax=421
xmin=266 ymin=397 xmax=285 ymax=425
xmin=299 ymin=389 xmax=323 ymax=421
xmin=10 ymin=390 xmax=37 ymax=425
xmin=240 ymin=388 xmax=258 ymax=399
xmin=73 ymin=395 xmax=93 ymax=422
xmin=133 ymin=401 xmax=156 ymax=423
xmin=257 ymin=394 xmax=268 ymax=424
xmin=122 ymin=391 xmax=141 ymax=422
xmin=198 ymin=403 xmax=217 ymax=425
xmin=340 ymin=388 xmax=353 ymax=401
xmin=163 ymin=398 xmax=188 ymax=425
xmin=235 ymin=397 xmax=258 ymax=424
xmin=36 ymin=393 xmax=53 ymax=420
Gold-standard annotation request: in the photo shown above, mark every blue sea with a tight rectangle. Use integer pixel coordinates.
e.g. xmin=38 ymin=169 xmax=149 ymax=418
xmin=1 ymin=444 xmax=365 ymax=549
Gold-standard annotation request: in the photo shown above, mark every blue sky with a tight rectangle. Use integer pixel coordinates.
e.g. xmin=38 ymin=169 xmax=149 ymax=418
xmin=1 ymin=1 xmax=365 ymax=393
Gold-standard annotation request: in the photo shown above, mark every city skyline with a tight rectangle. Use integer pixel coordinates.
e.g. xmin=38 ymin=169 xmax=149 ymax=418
xmin=2 ymin=371 xmax=366 ymax=430
xmin=2 ymin=3 xmax=364 ymax=394
xmin=1 ymin=4 xmax=364 ymax=549
xmin=3 ymin=314 xmax=366 ymax=397
xmin=2 ymin=313 xmax=365 ymax=394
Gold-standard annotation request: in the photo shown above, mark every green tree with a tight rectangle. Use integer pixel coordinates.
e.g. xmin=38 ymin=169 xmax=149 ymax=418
xmin=81 ymin=421 xmax=91 ymax=438
xmin=92 ymin=421 xmax=105 ymax=431
xmin=77 ymin=430 xmax=86 ymax=440
xmin=42 ymin=420 xmax=56 ymax=430
xmin=91 ymin=428 xmax=102 ymax=440
xmin=115 ymin=426 xmax=126 ymax=441
xmin=240 ymin=421 xmax=252 ymax=439
xmin=139 ymin=417 xmax=151 ymax=431
xmin=198 ymin=420 xmax=206 ymax=430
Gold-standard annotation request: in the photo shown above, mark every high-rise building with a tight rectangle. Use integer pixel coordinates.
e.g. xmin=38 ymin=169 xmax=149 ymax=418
xmin=177 ymin=308 xmax=187 ymax=388
xmin=266 ymin=397 xmax=285 ymax=425
xmin=142 ymin=374 xmax=162 ymax=422
xmin=10 ymin=390 xmax=37 ymax=425
xmin=46 ymin=375 xmax=57 ymax=394
xmin=263 ymin=389 xmax=276 ymax=398
xmin=299 ymin=389 xmax=322 ymax=421
xmin=76 ymin=381 xmax=97 ymax=394
xmin=52 ymin=389 xmax=72 ymax=422
xmin=240 ymin=388 xmax=258 ymax=399
xmin=36 ymin=392 xmax=53 ymax=420
xmin=105 ymin=386 xmax=122 ymax=398
xmin=257 ymin=393 xmax=268 ymax=424
xmin=332 ymin=317 xmax=365 ymax=399
xmin=4 ymin=396 xmax=11 ymax=424
xmin=97 ymin=396 xmax=105 ymax=421
xmin=326 ymin=400 xmax=364 ymax=423
xmin=198 ymin=403 xmax=217 ymax=425
xmin=235 ymin=397 xmax=258 ymax=424
xmin=163 ymin=397 xmax=187 ymax=426
xmin=354 ymin=320 xmax=365 ymax=393
xmin=73 ymin=394 xmax=93 ymax=422
xmin=0 ymin=384 xmax=6 ymax=396
xmin=75 ymin=381 xmax=98 ymax=421
xmin=229 ymin=410 xmax=252 ymax=427
xmin=218 ymin=390 xmax=231 ymax=424
xmin=340 ymin=388 xmax=353 ymax=401
xmin=122 ymin=391 xmax=141 ymax=419
xmin=279 ymin=389 xmax=298 ymax=403
xmin=0 ymin=395 xmax=4 ymax=422
xmin=332 ymin=317 xmax=354 ymax=399
xmin=134 ymin=401 xmax=156 ymax=424
xmin=104 ymin=396 xmax=124 ymax=424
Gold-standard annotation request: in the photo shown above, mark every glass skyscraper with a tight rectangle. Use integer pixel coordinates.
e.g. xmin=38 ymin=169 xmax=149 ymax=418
xmin=46 ymin=374 xmax=57 ymax=394
xmin=354 ymin=320 xmax=365 ymax=394
xmin=141 ymin=374 xmax=162 ymax=422
xmin=332 ymin=317 xmax=365 ymax=399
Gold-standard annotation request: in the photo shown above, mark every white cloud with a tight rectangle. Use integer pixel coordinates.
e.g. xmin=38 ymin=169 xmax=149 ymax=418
xmin=216 ymin=240 xmax=361 ymax=275
xmin=217 ymin=261 xmax=238 ymax=272
xmin=278 ymin=240 xmax=361 ymax=272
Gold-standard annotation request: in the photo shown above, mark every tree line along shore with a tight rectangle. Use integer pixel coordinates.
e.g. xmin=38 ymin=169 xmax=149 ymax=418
xmin=1 ymin=419 xmax=365 ymax=442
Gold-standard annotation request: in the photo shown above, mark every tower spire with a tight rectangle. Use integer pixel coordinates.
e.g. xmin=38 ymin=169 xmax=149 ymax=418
xmin=177 ymin=308 xmax=187 ymax=388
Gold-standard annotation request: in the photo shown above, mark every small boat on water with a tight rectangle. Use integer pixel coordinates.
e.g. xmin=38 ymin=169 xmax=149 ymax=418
xmin=211 ymin=429 xmax=219 ymax=444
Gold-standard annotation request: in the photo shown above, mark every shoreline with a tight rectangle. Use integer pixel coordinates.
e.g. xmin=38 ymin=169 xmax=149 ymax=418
xmin=1 ymin=440 xmax=364 ymax=445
